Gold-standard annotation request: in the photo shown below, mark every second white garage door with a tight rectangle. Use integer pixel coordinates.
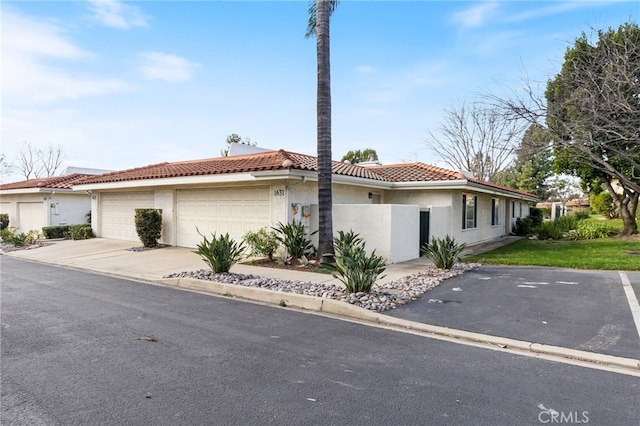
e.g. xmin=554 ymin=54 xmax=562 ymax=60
xmin=100 ymin=192 xmax=155 ymax=241
xmin=176 ymin=187 xmax=270 ymax=248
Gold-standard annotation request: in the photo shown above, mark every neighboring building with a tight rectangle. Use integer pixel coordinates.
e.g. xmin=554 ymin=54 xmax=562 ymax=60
xmin=73 ymin=149 xmax=537 ymax=263
xmin=537 ymin=197 xmax=590 ymax=220
xmin=0 ymin=174 xmax=95 ymax=233
xmin=566 ymin=198 xmax=590 ymax=212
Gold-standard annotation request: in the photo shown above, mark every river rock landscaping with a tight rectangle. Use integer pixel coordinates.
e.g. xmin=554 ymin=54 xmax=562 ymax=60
xmin=164 ymin=262 xmax=479 ymax=312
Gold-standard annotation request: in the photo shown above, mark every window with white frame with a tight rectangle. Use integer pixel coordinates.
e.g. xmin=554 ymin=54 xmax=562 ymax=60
xmin=462 ymin=194 xmax=477 ymax=229
xmin=491 ymin=198 xmax=500 ymax=226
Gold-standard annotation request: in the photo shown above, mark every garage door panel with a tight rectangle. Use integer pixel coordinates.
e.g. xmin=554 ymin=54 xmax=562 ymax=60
xmin=256 ymin=188 xmax=269 ymax=201
xmin=176 ymin=187 xmax=270 ymax=248
xmin=17 ymin=202 xmax=45 ymax=233
xmin=100 ymin=192 xmax=154 ymax=241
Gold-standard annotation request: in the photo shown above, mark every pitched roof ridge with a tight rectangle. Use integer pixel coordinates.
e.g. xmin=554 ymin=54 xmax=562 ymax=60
xmin=465 ymin=176 xmax=538 ymax=199
xmin=0 ymin=173 xmax=96 ymax=190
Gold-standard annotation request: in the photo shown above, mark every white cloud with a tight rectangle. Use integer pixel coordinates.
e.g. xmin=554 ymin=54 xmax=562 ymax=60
xmin=138 ymin=52 xmax=200 ymax=83
xmin=2 ymin=10 xmax=87 ymax=59
xmin=506 ymin=1 xmax=607 ymax=23
xmin=450 ymin=1 xmax=499 ymax=29
xmin=473 ymin=31 xmax=523 ymax=56
xmin=355 ymin=65 xmax=376 ymax=74
xmin=86 ymin=0 xmax=150 ymax=29
xmin=1 ymin=9 xmax=132 ymax=106
xmin=361 ymin=61 xmax=458 ymax=104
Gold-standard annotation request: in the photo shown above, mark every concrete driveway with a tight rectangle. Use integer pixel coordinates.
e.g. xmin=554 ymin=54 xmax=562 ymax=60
xmin=385 ymin=265 xmax=640 ymax=360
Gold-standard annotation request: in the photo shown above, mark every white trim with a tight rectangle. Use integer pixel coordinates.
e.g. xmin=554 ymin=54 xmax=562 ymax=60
xmin=0 ymin=188 xmax=77 ymax=195
xmin=619 ymin=271 xmax=640 ymax=341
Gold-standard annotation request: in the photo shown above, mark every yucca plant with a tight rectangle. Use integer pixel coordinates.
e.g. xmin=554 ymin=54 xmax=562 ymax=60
xmin=194 ymin=229 xmax=246 ymax=273
xmin=272 ymin=220 xmax=317 ymax=260
xmin=421 ymin=235 xmax=466 ymax=270
xmin=322 ymin=230 xmax=387 ymax=293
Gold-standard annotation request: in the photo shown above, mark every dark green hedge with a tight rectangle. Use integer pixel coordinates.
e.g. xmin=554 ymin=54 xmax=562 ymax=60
xmin=69 ymin=224 xmax=95 ymax=240
xmin=42 ymin=225 xmax=70 ymax=239
xmin=0 ymin=213 xmax=9 ymax=231
xmin=135 ymin=208 xmax=163 ymax=248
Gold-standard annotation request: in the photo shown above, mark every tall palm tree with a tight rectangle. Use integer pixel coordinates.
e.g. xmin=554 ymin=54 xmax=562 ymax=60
xmin=306 ymin=0 xmax=338 ymax=263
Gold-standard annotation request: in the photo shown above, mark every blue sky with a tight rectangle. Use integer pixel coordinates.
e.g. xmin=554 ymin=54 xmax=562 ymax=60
xmin=2 ymin=0 xmax=638 ymax=182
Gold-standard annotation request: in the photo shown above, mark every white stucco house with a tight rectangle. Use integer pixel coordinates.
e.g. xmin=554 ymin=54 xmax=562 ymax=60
xmin=0 ymin=174 xmax=94 ymax=233
xmin=72 ymin=149 xmax=537 ymax=263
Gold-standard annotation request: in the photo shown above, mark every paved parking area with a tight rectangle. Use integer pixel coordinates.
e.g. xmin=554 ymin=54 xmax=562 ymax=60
xmin=385 ymin=266 xmax=640 ymax=360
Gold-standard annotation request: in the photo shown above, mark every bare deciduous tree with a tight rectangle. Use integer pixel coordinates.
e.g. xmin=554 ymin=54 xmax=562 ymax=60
xmin=426 ymin=101 xmax=526 ymax=182
xmin=0 ymin=153 xmax=12 ymax=177
xmin=17 ymin=142 xmax=66 ymax=179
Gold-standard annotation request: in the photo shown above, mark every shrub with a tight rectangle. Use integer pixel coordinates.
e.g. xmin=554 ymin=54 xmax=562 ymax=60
xmin=0 ymin=226 xmax=15 ymax=241
xmin=421 ymin=235 xmax=467 ymax=270
xmin=573 ymin=210 xmax=591 ymax=221
xmin=535 ymin=221 xmax=565 ymax=240
xmin=194 ymin=230 xmax=246 ymax=273
xmin=0 ymin=213 xmax=9 ymax=230
xmin=2 ymin=229 xmax=42 ymax=246
xmin=272 ymin=220 xmax=317 ymax=260
xmin=513 ymin=208 xmax=545 ymax=236
xmin=590 ymin=192 xmax=617 ymax=218
xmin=42 ymin=225 xmax=70 ymax=239
xmin=575 ymin=219 xmax=618 ymax=239
xmin=69 ymin=224 xmax=95 ymax=240
xmin=528 ymin=207 xmax=544 ymax=228
xmin=243 ymin=227 xmax=279 ymax=260
xmin=555 ymin=213 xmax=579 ymax=232
xmin=321 ymin=230 xmax=386 ymax=293
xmin=514 ymin=216 xmax=536 ymax=236
xmin=135 ymin=209 xmax=163 ymax=248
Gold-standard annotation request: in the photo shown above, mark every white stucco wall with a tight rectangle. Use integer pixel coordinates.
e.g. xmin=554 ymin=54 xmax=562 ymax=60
xmin=384 ymin=190 xmax=452 ymax=206
xmin=288 ymin=181 xmax=378 ymax=211
xmin=154 ymin=189 xmax=175 ymax=245
xmin=52 ymin=194 xmax=90 ymax=226
xmin=310 ymin=204 xmax=420 ymax=263
xmin=0 ymin=192 xmax=90 ymax=233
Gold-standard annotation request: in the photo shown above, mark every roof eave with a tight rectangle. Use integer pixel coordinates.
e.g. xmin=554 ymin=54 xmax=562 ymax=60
xmin=0 ymin=187 xmax=76 ymax=195
xmin=465 ymin=181 xmax=538 ymax=202
xmin=73 ymin=172 xmax=264 ymax=191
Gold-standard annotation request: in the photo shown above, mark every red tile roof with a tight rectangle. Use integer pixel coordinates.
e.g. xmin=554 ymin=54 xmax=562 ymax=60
xmin=75 ymin=150 xmax=391 ymax=185
xmin=0 ymin=174 xmax=94 ymax=190
xmin=369 ymin=163 xmax=463 ymax=182
xmin=69 ymin=149 xmax=537 ymax=199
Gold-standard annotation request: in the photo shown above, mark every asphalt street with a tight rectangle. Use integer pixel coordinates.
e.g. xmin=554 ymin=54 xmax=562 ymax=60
xmin=386 ymin=265 xmax=640 ymax=360
xmin=2 ymin=257 xmax=639 ymax=425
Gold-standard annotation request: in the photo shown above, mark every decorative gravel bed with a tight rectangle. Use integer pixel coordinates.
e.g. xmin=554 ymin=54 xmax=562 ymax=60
xmin=0 ymin=242 xmax=51 ymax=253
xmin=164 ymin=263 xmax=479 ymax=312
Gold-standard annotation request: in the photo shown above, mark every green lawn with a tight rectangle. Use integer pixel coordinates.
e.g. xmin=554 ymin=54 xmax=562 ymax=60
xmin=464 ymin=238 xmax=639 ymax=270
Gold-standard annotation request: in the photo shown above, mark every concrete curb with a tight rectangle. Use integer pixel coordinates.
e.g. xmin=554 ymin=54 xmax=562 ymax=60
xmin=160 ymin=277 xmax=640 ymax=375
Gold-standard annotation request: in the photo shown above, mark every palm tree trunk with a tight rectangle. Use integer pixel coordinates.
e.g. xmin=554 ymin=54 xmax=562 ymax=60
xmin=315 ymin=0 xmax=334 ymax=262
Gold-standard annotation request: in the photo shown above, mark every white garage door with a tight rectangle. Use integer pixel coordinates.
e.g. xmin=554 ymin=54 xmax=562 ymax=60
xmin=177 ymin=187 xmax=270 ymax=247
xmin=17 ymin=202 xmax=45 ymax=233
xmin=100 ymin=192 xmax=154 ymax=241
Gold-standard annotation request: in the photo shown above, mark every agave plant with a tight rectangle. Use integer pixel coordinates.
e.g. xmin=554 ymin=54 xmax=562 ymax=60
xmin=194 ymin=229 xmax=246 ymax=273
xmin=421 ymin=235 xmax=466 ymax=270
xmin=272 ymin=220 xmax=317 ymax=260
xmin=322 ymin=230 xmax=386 ymax=293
